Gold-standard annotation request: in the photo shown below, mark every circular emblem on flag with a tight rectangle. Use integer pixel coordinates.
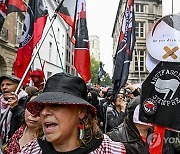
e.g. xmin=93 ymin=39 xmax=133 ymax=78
xmin=142 ymin=98 xmax=157 ymax=115
xmin=146 ymin=14 xmax=180 ymax=62
xmin=19 ymin=12 xmax=33 ymax=47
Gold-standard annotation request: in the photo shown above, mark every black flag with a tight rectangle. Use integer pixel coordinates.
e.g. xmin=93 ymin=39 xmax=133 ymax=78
xmin=140 ymin=61 xmax=180 ymax=130
xmin=98 ymin=62 xmax=106 ymax=84
xmin=112 ymin=0 xmax=136 ymax=99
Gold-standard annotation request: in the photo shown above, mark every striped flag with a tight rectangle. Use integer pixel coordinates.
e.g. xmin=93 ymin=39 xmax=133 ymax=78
xmin=14 ymin=0 xmax=48 ymax=85
xmin=74 ymin=0 xmax=90 ymax=82
xmin=57 ymin=0 xmax=78 ymax=43
xmin=112 ymin=0 xmax=136 ymax=98
xmin=0 ymin=0 xmax=26 ymax=32
xmin=7 ymin=0 xmax=26 ymax=14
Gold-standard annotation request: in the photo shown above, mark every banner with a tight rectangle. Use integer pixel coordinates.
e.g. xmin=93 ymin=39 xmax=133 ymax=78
xmin=140 ymin=61 xmax=180 ymax=130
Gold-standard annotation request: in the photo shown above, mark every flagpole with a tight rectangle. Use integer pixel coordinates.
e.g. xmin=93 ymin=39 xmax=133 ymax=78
xmin=0 ymin=10 xmax=60 ymax=130
xmin=48 ymin=16 xmax=65 ymax=72
xmin=172 ymin=0 xmax=173 ymax=14
xmin=135 ymin=43 xmax=141 ymax=83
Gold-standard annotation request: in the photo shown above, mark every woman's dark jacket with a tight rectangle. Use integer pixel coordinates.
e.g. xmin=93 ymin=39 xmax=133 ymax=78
xmin=106 ymin=116 xmax=148 ymax=154
xmin=106 ymin=107 xmax=126 ymax=132
xmin=8 ymin=96 xmax=27 ymax=139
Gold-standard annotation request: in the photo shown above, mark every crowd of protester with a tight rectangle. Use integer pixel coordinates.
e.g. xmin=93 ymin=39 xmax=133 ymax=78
xmin=1 ymin=73 xmax=180 ymax=153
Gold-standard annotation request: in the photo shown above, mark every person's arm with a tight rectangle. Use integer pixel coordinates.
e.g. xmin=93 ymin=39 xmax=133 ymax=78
xmin=125 ymin=84 xmax=140 ymax=96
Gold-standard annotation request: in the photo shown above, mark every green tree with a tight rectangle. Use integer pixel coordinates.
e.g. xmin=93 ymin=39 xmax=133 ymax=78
xmin=90 ymin=57 xmax=99 ymax=85
xmin=90 ymin=57 xmax=112 ymax=87
xmin=100 ymin=73 xmax=113 ymax=87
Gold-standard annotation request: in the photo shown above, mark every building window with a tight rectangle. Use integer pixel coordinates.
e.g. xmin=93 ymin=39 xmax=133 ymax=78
xmin=71 ymin=55 xmax=74 ymax=65
xmin=135 ymin=4 xmax=145 ymax=13
xmin=66 ymin=65 xmax=70 ymax=73
xmin=62 ymin=34 xmax=65 ymax=48
xmin=16 ymin=13 xmax=25 ymax=44
xmin=57 ymin=28 xmax=60 ymax=44
xmin=135 ymin=21 xmax=145 ymax=38
xmin=134 ymin=49 xmax=146 ymax=72
xmin=49 ymin=42 xmax=52 ymax=61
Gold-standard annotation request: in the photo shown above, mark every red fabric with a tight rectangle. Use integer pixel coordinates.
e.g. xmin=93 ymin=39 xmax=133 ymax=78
xmin=0 ymin=0 xmax=7 ymax=15
xmin=141 ymin=135 xmax=146 ymax=143
xmin=74 ymin=49 xmax=90 ymax=82
xmin=14 ymin=0 xmax=48 ymax=86
xmin=20 ymin=134 xmax=126 ymax=153
xmin=7 ymin=0 xmax=26 ymax=14
xmin=74 ymin=0 xmax=90 ymax=83
xmin=30 ymin=69 xmax=45 ymax=90
xmin=4 ymin=125 xmax=26 ymax=154
xmin=149 ymin=126 xmax=165 ymax=154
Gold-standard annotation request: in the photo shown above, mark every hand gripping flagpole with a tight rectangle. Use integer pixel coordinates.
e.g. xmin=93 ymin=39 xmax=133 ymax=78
xmin=0 ymin=0 xmax=65 ymax=132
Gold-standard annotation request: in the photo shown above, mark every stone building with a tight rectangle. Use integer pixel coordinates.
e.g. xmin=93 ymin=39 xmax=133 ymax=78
xmin=112 ymin=0 xmax=162 ymax=84
xmin=0 ymin=0 xmax=77 ymax=79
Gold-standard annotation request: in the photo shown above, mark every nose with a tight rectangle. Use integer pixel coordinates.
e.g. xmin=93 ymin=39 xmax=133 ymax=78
xmin=41 ymin=106 xmax=52 ymax=116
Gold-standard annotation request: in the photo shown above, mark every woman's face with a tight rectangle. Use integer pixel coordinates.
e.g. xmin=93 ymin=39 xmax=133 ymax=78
xmin=40 ymin=104 xmax=85 ymax=145
xmin=115 ymin=93 xmax=124 ymax=105
xmin=25 ymin=109 xmax=41 ymax=129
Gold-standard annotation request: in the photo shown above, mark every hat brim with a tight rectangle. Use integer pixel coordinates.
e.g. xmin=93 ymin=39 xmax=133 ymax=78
xmin=0 ymin=75 xmax=20 ymax=85
xmin=27 ymin=92 xmax=96 ymax=115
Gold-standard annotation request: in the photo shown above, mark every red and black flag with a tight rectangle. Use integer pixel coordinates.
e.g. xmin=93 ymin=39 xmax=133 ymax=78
xmin=112 ymin=0 xmax=136 ymax=98
xmin=74 ymin=0 xmax=90 ymax=82
xmin=0 ymin=0 xmax=26 ymax=32
xmin=14 ymin=0 xmax=48 ymax=85
xmin=0 ymin=0 xmax=8 ymax=31
xmin=57 ymin=0 xmax=78 ymax=43
xmin=7 ymin=0 xmax=26 ymax=14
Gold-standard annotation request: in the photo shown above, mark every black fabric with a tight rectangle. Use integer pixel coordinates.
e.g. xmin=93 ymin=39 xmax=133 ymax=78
xmin=106 ymin=107 xmax=126 ymax=132
xmin=34 ymin=73 xmax=88 ymax=102
xmin=126 ymin=96 xmax=140 ymax=120
xmin=27 ymin=73 xmax=96 ymax=115
xmin=106 ymin=117 xmax=147 ymax=154
xmin=132 ymin=89 xmax=140 ymax=97
xmin=139 ymin=61 xmax=180 ymax=130
xmin=38 ymin=137 xmax=103 ymax=154
xmin=8 ymin=96 xmax=27 ymax=139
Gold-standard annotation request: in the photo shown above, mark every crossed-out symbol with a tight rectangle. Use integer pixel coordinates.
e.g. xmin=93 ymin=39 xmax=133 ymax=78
xmin=162 ymin=46 xmax=179 ymax=59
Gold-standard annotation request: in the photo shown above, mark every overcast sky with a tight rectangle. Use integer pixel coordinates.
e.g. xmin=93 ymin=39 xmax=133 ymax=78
xmin=86 ymin=0 xmax=120 ymax=77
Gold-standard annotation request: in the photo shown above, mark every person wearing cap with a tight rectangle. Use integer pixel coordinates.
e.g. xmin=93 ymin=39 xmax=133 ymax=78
xmin=20 ymin=73 xmax=126 ymax=153
xmin=106 ymin=96 xmax=153 ymax=154
xmin=0 ymin=75 xmax=28 ymax=146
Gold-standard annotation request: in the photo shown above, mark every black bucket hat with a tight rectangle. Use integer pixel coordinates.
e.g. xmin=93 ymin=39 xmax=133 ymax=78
xmin=27 ymin=73 xmax=96 ymax=115
xmin=0 ymin=75 xmax=21 ymax=85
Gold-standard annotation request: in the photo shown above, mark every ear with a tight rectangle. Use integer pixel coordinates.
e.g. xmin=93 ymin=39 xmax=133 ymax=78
xmin=78 ymin=106 xmax=87 ymax=119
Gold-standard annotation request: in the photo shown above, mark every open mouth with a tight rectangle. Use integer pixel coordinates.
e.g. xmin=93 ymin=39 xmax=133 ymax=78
xmin=44 ymin=122 xmax=58 ymax=128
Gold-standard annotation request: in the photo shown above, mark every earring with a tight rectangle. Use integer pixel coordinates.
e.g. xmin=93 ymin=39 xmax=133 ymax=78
xmin=78 ymin=119 xmax=85 ymax=139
